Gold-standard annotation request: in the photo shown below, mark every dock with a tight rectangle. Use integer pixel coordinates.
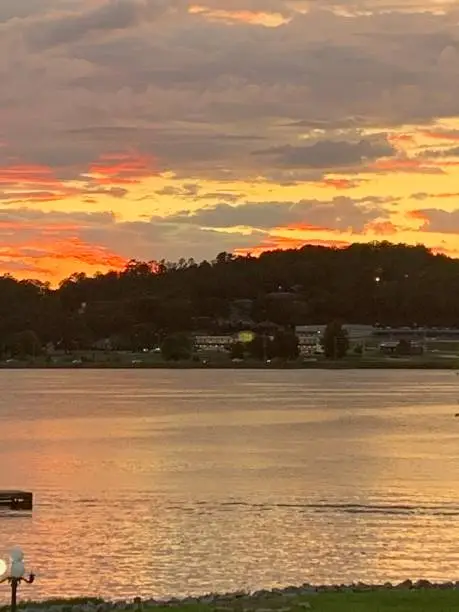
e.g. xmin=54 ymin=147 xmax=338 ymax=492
xmin=0 ymin=491 xmax=33 ymax=511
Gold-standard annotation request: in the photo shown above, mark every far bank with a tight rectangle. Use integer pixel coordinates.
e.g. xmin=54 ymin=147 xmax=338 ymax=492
xmin=1 ymin=354 xmax=458 ymax=370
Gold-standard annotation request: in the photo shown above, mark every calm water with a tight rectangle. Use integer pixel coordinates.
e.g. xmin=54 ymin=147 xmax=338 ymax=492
xmin=1 ymin=369 xmax=459 ymax=601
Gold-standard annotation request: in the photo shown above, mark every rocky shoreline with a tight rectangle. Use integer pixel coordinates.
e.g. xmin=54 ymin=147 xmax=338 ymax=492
xmin=7 ymin=579 xmax=459 ymax=612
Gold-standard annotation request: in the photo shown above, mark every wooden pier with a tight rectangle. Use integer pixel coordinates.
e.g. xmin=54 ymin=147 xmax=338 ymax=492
xmin=0 ymin=491 xmax=33 ymax=511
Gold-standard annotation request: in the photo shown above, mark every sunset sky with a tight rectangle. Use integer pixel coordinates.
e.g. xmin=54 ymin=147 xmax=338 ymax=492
xmin=2 ymin=0 xmax=459 ymax=283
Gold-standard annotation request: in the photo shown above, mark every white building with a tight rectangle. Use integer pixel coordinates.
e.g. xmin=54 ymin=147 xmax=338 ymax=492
xmin=194 ymin=335 xmax=235 ymax=351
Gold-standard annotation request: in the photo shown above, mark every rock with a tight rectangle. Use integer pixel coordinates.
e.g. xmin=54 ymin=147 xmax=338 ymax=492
xmin=396 ymin=580 xmax=413 ymax=590
xmin=297 ymin=603 xmax=311 ymax=609
xmin=252 ymin=590 xmax=271 ymax=599
xmin=355 ymin=582 xmax=371 ymax=592
xmin=299 ymin=588 xmax=317 ymax=596
xmin=181 ymin=598 xmax=197 ymax=605
xmin=281 ymin=587 xmax=300 ymax=596
xmin=439 ymin=581 xmax=454 ymax=590
xmin=413 ymin=579 xmax=432 ymax=589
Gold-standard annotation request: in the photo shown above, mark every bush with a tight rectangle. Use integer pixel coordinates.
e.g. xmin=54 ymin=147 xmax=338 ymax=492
xmin=160 ymin=333 xmax=192 ymax=361
xmin=322 ymin=321 xmax=349 ymax=359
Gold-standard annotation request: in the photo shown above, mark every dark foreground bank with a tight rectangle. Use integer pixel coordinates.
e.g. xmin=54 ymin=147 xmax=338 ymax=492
xmin=0 ymin=357 xmax=459 ymax=369
xmin=5 ymin=581 xmax=459 ymax=612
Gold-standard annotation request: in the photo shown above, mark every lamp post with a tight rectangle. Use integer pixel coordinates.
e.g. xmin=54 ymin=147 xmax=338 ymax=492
xmin=0 ymin=548 xmax=35 ymax=612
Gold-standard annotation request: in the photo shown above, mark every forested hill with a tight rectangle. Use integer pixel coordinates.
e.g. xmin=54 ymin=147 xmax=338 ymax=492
xmin=1 ymin=241 xmax=459 ymax=350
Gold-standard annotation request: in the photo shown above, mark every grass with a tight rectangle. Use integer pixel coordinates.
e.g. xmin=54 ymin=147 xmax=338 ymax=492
xmin=9 ymin=590 xmax=459 ymax=612
xmin=153 ymin=590 xmax=459 ymax=612
xmin=299 ymin=590 xmax=459 ymax=611
xmin=1 ymin=345 xmax=459 ymax=369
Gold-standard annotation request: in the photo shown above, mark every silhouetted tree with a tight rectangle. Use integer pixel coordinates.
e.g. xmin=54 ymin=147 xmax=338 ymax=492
xmin=0 ymin=242 xmax=457 ymax=351
xmin=322 ymin=321 xmax=349 ymax=359
xmin=396 ymin=338 xmax=412 ymax=356
xmin=9 ymin=330 xmax=42 ymax=358
xmin=160 ymin=333 xmax=192 ymax=361
xmin=247 ymin=334 xmax=270 ymax=361
xmin=230 ymin=342 xmax=245 ymax=360
xmin=270 ymin=331 xmax=299 ymax=360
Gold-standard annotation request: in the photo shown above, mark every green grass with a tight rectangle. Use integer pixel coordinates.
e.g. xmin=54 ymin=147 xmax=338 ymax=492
xmin=6 ymin=590 xmax=459 ymax=612
xmin=155 ymin=590 xmax=459 ymax=612
xmin=1 ymin=346 xmax=459 ymax=369
xmin=299 ymin=590 xmax=459 ymax=611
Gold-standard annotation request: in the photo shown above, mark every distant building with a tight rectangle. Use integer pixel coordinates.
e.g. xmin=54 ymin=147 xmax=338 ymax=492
xmin=295 ymin=324 xmax=373 ymax=341
xmin=379 ymin=340 xmax=423 ymax=355
xmin=373 ymin=327 xmax=459 ymax=341
xmin=194 ymin=335 xmax=235 ymax=351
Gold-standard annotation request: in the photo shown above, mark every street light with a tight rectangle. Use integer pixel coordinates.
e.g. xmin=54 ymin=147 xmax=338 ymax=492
xmin=0 ymin=548 xmax=35 ymax=612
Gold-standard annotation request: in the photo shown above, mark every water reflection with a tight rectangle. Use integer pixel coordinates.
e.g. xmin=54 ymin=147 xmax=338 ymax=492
xmin=1 ymin=370 xmax=459 ymax=601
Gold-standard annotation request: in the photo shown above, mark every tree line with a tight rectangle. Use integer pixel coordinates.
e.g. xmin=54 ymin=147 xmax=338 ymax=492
xmin=1 ymin=241 xmax=458 ymax=357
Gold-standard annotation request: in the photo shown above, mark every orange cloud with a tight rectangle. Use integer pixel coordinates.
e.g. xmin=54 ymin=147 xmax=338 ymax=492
xmin=370 ymin=157 xmax=442 ymax=173
xmin=319 ymin=177 xmax=361 ymax=190
xmin=89 ymin=152 xmax=158 ymax=185
xmin=433 ymin=192 xmax=459 ymax=198
xmin=421 ymin=130 xmax=459 ymax=142
xmin=406 ymin=209 xmax=430 ymax=229
xmin=0 ymin=164 xmax=61 ymax=186
xmin=235 ymin=232 xmax=350 ymax=257
xmin=189 ymin=5 xmax=286 ymax=26
xmin=412 ymin=191 xmax=459 ymax=200
xmin=275 ymin=222 xmax=332 ymax=232
xmin=0 ymin=208 xmax=127 ymax=284
xmin=0 ymin=238 xmax=125 ymax=268
xmin=0 ymin=236 xmax=126 ymax=284
xmin=0 ymin=163 xmax=82 ymax=205
xmin=0 ymin=221 xmax=80 ymax=232
xmin=364 ymin=220 xmax=399 ymax=235
xmin=0 ymin=159 xmax=131 ymax=205
xmin=388 ymin=133 xmax=416 ymax=150
xmin=430 ymin=245 xmax=459 ymax=257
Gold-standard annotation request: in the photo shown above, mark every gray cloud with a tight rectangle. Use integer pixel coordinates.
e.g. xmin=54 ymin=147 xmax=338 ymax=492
xmin=0 ymin=206 xmax=266 ymax=270
xmin=155 ymin=183 xmax=201 ymax=197
xmin=0 ymin=0 xmax=64 ymax=22
xmin=253 ymin=138 xmax=395 ymax=169
xmin=423 ymin=145 xmax=459 ymax=158
xmin=164 ymin=196 xmax=389 ymax=232
xmin=416 ymin=208 xmax=459 ymax=233
xmin=25 ymin=0 xmax=177 ymax=49
xmin=410 ymin=191 xmax=459 ymax=201
xmin=1 ymin=1 xmax=459 ymax=182
xmin=81 ymin=217 xmax=267 ymax=263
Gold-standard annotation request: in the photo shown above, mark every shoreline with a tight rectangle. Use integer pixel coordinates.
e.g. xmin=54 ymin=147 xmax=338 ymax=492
xmin=0 ymin=360 xmax=457 ymax=370
xmin=4 ymin=580 xmax=459 ymax=611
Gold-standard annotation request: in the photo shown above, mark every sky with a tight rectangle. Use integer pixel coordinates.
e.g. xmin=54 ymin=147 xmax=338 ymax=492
xmin=2 ymin=0 xmax=459 ymax=284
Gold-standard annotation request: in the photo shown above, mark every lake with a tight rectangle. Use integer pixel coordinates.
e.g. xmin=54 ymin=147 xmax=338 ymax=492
xmin=1 ymin=369 xmax=459 ymax=602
